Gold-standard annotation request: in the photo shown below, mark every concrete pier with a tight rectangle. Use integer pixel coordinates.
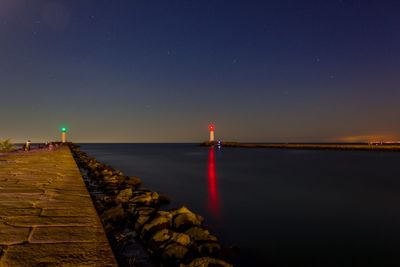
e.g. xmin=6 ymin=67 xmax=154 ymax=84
xmin=0 ymin=147 xmax=117 ymax=266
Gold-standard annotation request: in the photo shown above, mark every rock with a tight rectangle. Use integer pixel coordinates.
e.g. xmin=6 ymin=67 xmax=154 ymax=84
xmin=103 ymin=174 xmax=125 ymax=187
xmin=141 ymin=211 xmax=173 ymax=239
xmin=101 ymin=195 xmax=116 ymax=206
xmin=102 ymin=175 xmax=121 ymax=190
xmin=161 ymin=243 xmax=188 ymax=261
xmin=101 ymin=169 xmax=114 ymax=177
xmin=148 ymin=229 xmax=173 ymax=251
xmin=126 ymin=203 xmax=137 ymax=216
xmin=151 ymin=191 xmax=159 ymax=201
xmin=198 ymin=242 xmax=221 ymax=255
xmin=116 ymin=188 xmax=133 ymax=204
xmin=134 ymin=215 xmax=151 ymax=232
xmin=94 ymin=199 xmax=106 ymax=213
xmin=185 ymin=227 xmax=218 ymax=242
xmin=133 ymin=206 xmax=157 ymax=218
xmin=182 ymin=257 xmax=233 ymax=267
xmin=130 ymin=192 xmax=153 ymax=206
xmin=172 ymin=206 xmax=204 ymax=230
xmin=126 ymin=176 xmax=142 ymax=187
xmin=114 ymin=170 xmax=124 ymax=176
xmin=148 ymin=230 xmax=191 ymax=252
xmin=151 ymin=229 xmax=173 ymax=243
xmin=124 ymin=257 xmax=136 ymax=267
xmin=113 ymin=232 xmax=130 ymax=250
xmin=101 ymin=204 xmax=125 ymax=223
xmin=170 ymin=232 xmax=191 ymax=247
xmin=103 ymin=222 xmax=114 ymax=233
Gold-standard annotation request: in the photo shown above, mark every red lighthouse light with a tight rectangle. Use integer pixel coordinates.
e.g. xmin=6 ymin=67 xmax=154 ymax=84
xmin=209 ymin=124 xmax=215 ymax=131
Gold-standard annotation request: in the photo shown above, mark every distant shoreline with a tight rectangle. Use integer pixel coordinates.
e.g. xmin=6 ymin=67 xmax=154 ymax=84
xmin=201 ymin=141 xmax=400 ymax=151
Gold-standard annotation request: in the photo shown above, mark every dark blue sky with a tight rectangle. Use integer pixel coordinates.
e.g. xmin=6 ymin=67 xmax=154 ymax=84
xmin=1 ymin=0 xmax=400 ymax=142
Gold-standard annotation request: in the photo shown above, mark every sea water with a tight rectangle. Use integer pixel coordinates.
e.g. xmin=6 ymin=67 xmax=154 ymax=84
xmin=79 ymin=143 xmax=400 ymax=266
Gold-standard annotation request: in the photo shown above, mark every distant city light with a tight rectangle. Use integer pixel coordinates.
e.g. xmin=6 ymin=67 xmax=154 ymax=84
xmin=61 ymin=127 xmax=67 ymax=132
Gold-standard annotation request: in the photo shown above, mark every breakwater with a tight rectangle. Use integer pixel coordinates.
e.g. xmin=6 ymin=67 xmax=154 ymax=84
xmin=69 ymin=144 xmax=233 ymax=267
xmin=0 ymin=146 xmax=117 ymax=266
xmin=201 ymin=141 xmax=400 ymax=151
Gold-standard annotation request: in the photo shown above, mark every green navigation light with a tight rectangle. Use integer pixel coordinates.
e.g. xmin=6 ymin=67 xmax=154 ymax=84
xmin=61 ymin=127 xmax=67 ymax=132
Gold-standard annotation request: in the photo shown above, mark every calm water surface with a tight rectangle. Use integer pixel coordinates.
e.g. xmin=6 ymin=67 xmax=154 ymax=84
xmin=80 ymin=144 xmax=400 ymax=266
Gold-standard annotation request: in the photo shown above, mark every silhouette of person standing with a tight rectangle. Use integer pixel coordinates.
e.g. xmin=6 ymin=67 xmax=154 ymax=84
xmin=24 ymin=140 xmax=31 ymax=151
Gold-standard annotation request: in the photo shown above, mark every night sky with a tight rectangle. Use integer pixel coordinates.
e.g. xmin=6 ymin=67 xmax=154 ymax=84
xmin=1 ymin=0 xmax=400 ymax=143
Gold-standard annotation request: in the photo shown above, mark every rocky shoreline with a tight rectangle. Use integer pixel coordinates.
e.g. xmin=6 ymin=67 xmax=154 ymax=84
xmin=69 ymin=144 xmax=233 ymax=267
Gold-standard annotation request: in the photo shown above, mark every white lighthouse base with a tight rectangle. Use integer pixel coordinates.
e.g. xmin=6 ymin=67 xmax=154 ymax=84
xmin=209 ymin=131 xmax=214 ymax=142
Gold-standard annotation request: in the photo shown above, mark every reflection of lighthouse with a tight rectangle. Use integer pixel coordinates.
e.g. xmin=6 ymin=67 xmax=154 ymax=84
xmin=209 ymin=123 xmax=215 ymax=142
xmin=207 ymin=147 xmax=220 ymax=219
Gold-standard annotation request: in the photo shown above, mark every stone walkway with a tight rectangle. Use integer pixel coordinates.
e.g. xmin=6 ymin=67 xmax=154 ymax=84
xmin=0 ymin=147 xmax=117 ymax=267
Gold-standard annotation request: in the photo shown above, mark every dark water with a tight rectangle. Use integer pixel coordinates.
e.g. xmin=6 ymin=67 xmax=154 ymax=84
xmin=79 ymin=143 xmax=400 ymax=266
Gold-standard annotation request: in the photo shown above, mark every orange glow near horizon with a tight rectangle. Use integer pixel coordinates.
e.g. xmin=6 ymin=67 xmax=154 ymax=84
xmin=336 ymin=134 xmax=400 ymax=143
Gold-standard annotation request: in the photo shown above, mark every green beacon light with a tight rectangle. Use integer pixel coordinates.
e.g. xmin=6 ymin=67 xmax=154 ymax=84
xmin=60 ymin=127 xmax=67 ymax=143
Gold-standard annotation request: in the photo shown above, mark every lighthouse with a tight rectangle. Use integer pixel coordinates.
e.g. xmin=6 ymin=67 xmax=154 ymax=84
xmin=61 ymin=127 xmax=67 ymax=143
xmin=209 ymin=123 xmax=215 ymax=142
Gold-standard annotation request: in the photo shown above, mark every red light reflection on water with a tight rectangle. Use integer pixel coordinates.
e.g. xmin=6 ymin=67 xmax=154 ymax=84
xmin=207 ymin=147 xmax=220 ymax=219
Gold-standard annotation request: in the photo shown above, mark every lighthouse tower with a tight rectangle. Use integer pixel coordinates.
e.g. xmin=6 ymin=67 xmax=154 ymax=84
xmin=61 ymin=127 xmax=67 ymax=143
xmin=209 ymin=124 xmax=215 ymax=142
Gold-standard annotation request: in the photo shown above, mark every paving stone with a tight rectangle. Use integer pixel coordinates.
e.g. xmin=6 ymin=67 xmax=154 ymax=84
xmin=41 ymin=207 xmax=97 ymax=217
xmin=0 ymin=208 xmax=41 ymax=216
xmin=0 ymin=147 xmax=117 ymax=266
xmin=0 ymin=202 xmax=34 ymax=209
xmin=1 ymin=242 xmax=116 ymax=267
xmin=30 ymin=226 xmax=108 ymax=243
xmin=3 ymin=215 xmax=98 ymax=227
xmin=0 ymin=223 xmax=31 ymax=245
xmin=35 ymin=200 xmax=94 ymax=209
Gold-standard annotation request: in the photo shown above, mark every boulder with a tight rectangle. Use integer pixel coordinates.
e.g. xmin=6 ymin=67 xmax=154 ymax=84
xmin=182 ymin=257 xmax=233 ymax=267
xmin=126 ymin=203 xmax=137 ymax=216
xmin=116 ymin=188 xmax=133 ymax=204
xmin=114 ymin=170 xmax=124 ymax=176
xmin=151 ymin=191 xmax=159 ymax=201
xmin=134 ymin=206 xmax=157 ymax=217
xmin=151 ymin=229 xmax=173 ymax=243
xmin=141 ymin=211 xmax=173 ymax=239
xmin=104 ymin=174 xmax=125 ymax=185
xmin=134 ymin=215 xmax=151 ymax=232
xmin=149 ymin=230 xmax=191 ymax=252
xmin=101 ymin=195 xmax=116 ymax=206
xmin=125 ymin=176 xmax=142 ymax=187
xmin=161 ymin=243 xmax=189 ymax=262
xmin=130 ymin=192 xmax=153 ymax=205
xmin=103 ymin=222 xmax=114 ymax=233
xmin=172 ymin=206 xmax=204 ymax=230
xmin=185 ymin=227 xmax=218 ymax=242
xmin=101 ymin=204 xmax=125 ymax=223
xmin=170 ymin=232 xmax=191 ymax=247
xmin=103 ymin=175 xmax=121 ymax=190
xmin=101 ymin=169 xmax=114 ymax=177
xmin=148 ymin=229 xmax=173 ymax=251
xmin=94 ymin=199 xmax=106 ymax=214
xmin=198 ymin=242 xmax=221 ymax=255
